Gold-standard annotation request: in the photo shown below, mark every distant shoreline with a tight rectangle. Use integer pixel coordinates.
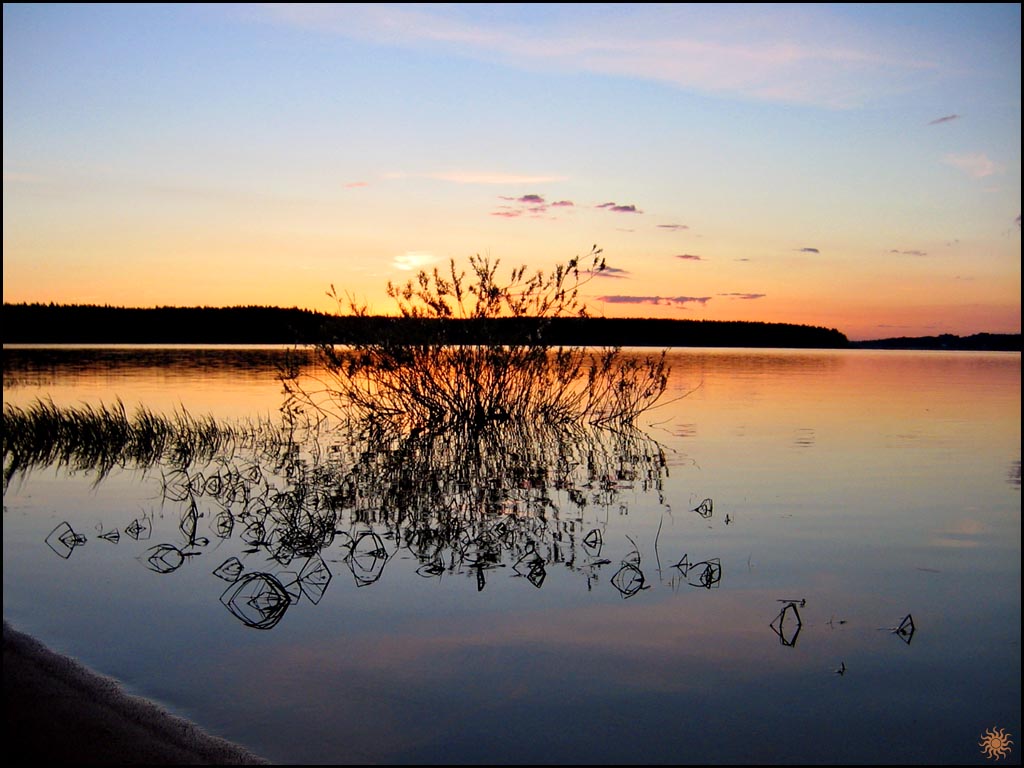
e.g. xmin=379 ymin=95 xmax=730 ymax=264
xmin=849 ymin=333 xmax=1021 ymax=351
xmin=3 ymin=303 xmax=1019 ymax=351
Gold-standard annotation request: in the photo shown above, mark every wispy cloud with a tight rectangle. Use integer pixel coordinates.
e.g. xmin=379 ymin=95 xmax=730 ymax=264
xmin=657 ymin=224 xmax=689 ymax=231
xmin=796 ymin=247 xmax=820 ymax=253
xmin=719 ymin=292 xmax=766 ymax=300
xmin=261 ymin=5 xmax=942 ymax=108
xmin=928 ymin=114 xmax=960 ymax=125
xmin=593 ymin=267 xmax=630 ymax=279
xmin=598 ymin=294 xmax=712 ymax=307
xmin=501 ymin=193 xmax=546 ymax=204
xmin=675 ymin=254 xmax=703 ymax=261
xmin=942 ymin=152 xmax=1001 ymax=178
xmin=433 ymin=171 xmax=567 ymax=185
xmin=596 ymin=202 xmax=643 ymax=214
xmin=491 ymin=193 xmax=574 ymax=219
xmin=392 ymin=251 xmax=439 ymax=271
xmin=888 ymin=249 xmax=928 ymax=257
xmin=387 ymin=170 xmax=567 ymax=185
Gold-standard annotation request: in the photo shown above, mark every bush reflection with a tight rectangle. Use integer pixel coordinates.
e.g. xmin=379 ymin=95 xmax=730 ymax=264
xmin=8 ymin=399 xmax=726 ymax=629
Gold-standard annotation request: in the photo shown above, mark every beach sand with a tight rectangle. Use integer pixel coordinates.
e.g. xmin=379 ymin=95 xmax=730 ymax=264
xmin=4 ymin=620 xmax=268 ymax=764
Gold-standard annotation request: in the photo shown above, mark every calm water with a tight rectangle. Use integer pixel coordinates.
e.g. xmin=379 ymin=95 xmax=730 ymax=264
xmin=3 ymin=346 xmax=1020 ymax=765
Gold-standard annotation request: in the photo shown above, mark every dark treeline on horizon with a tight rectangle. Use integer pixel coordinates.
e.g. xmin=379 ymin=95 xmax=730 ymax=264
xmin=3 ymin=303 xmax=849 ymax=348
xmin=851 ymin=333 xmax=1021 ymax=351
xmin=3 ymin=304 xmax=329 ymax=345
xmin=2 ymin=303 xmax=1018 ymax=350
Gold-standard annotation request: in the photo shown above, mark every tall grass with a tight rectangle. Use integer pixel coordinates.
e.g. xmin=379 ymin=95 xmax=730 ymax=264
xmin=1 ymin=398 xmax=282 ymax=488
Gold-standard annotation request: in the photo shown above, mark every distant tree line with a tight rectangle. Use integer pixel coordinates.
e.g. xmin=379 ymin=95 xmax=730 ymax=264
xmin=3 ymin=304 xmax=330 ymax=345
xmin=851 ymin=333 xmax=1020 ymax=351
xmin=2 ymin=303 xmax=856 ymax=348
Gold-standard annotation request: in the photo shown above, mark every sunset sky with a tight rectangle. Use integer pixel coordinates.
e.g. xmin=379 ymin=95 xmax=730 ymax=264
xmin=3 ymin=3 xmax=1020 ymax=340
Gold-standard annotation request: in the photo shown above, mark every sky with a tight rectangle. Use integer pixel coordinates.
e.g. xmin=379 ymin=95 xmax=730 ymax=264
xmin=3 ymin=3 xmax=1020 ymax=340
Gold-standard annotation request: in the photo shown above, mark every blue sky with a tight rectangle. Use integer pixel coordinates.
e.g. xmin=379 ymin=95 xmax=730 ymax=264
xmin=3 ymin=3 xmax=1020 ymax=339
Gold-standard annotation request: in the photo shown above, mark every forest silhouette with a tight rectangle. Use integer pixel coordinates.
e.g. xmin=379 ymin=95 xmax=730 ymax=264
xmin=4 ymin=303 xmax=1019 ymax=349
xmin=4 ymin=303 xmax=851 ymax=348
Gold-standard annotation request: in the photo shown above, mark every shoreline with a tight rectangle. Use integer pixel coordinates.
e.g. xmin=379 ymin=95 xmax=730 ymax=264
xmin=3 ymin=620 xmax=268 ymax=765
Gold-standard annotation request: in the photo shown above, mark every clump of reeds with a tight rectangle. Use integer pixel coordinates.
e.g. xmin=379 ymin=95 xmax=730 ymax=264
xmin=289 ymin=248 xmax=669 ymax=432
xmin=1 ymin=398 xmax=284 ymax=489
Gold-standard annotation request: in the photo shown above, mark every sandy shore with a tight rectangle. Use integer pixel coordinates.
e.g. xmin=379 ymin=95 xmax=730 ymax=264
xmin=4 ymin=620 xmax=268 ymax=764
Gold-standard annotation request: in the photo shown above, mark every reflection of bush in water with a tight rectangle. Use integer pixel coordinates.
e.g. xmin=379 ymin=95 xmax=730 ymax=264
xmin=181 ymin=416 xmax=671 ymax=580
xmin=4 ymin=361 xmax=674 ymax=595
xmin=4 ymin=392 xmax=673 ymax=583
xmin=6 ymin=389 xmax=692 ymax=634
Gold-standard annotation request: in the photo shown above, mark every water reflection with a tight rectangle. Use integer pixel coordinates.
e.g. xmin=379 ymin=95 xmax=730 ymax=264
xmin=770 ymin=600 xmax=804 ymax=647
xmin=6 ymin=394 xmax=934 ymax=651
xmin=3 ymin=345 xmax=310 ymax=387
xmin=44 ymin=521 xmax=87 ymax=560
xmin=9 ymin=398 xmax=719 ymax=628
xmin=671 ymin=554 xmax=723 ymax=589
xmin=220 ymin=572 xmax=293 ymax=630
xmin=4 ymin=348 xmax=1018 ymax=764
xmin=891 ymin=614 xmax=916 ymax=645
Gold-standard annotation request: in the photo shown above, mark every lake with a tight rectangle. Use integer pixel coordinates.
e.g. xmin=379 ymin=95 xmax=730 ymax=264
xmin=2 ymin=345 xmax=1020 ymax=764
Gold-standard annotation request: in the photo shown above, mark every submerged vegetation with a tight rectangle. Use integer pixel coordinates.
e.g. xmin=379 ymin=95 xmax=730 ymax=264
xmin=2 ymin=388 xmax=679 ymax=612
xmin=290 ymin=248 xmax=670 ymax=431
xmin=1 ymin=399 xmax=282 ymax=489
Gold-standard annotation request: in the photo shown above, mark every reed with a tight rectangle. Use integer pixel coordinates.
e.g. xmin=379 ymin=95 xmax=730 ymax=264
xmin=1 ymin=398 xmax=283 ymax=488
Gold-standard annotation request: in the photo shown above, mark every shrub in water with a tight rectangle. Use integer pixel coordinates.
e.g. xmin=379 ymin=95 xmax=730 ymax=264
xmin=289 ymin=247 xmax=669 ymax=432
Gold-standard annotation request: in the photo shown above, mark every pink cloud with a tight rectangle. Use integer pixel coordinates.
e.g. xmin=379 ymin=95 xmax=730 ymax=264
xmin=598 ymin=294 xmax=711 ymax=307
xmin=597 ymin=202 xmax=643 ymax=213
xmin=492 ymin=194 xmax=576 ymax=219
xmin=943 ymin=152 xmax=1001 ymax=178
